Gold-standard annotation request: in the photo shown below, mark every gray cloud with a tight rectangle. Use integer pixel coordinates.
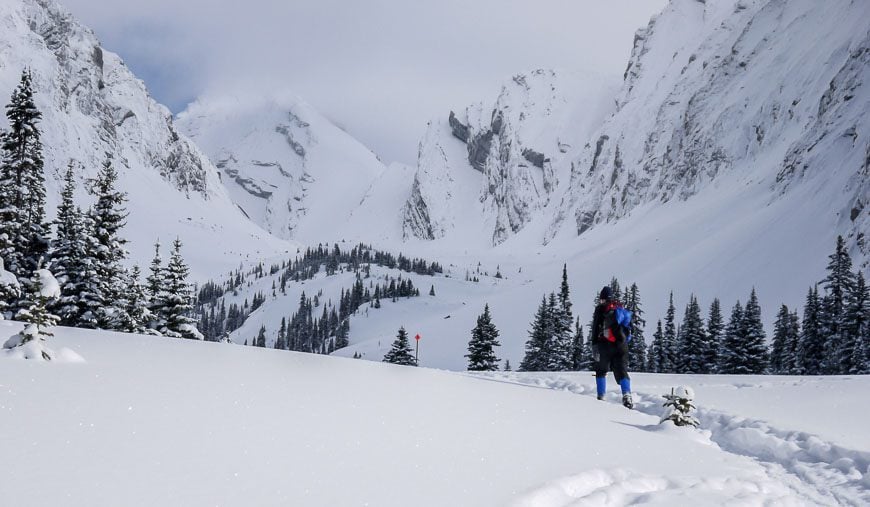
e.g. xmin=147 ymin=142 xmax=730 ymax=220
xmin=61 ymin=0 xmax=667 ymax=164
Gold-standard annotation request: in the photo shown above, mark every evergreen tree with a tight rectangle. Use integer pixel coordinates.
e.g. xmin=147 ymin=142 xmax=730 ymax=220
xmin=770 ymin=305 xmax=792 ymax=374
xmin=0 ymin=258 xmax=21 ymax=319
xmin=0 ymin=70 xmax=50 ymax=284
xmin=785 ymin=310 xmax=802 ymax=374
xmin=429 ymin=285 xmax=435 ymax=296
xmin=519 ymin=296 xmax=549 ymax=372
xmin=659 ymin=386 xmax=700 ymax=428
xmin=161 ymin=238 xmax=201 ymax=339
xmin=276 ymin=317 xmax=287 ymax=350
xmin=466 ymin=304 xmax=501 ymax=371
xmin=624 ymin=283 xmax=647 ymax=371
xmin=503 ymin=359 xmax=512 ymax=371
xmin=146 ymin=240 xmax=167 ymax=332
xmin=820 ymin=236 xmax=856 ymax=374
xmin=661 ymin=292 xmax=677 ymax=373
xmin=842 ymin=271 xmax=869 ymax=374
xmin=120 ymin=266 xmax=152 ymax=334
xmin=48 ymin=163 xmax=88 ymax=325
xmin=740 ymin=288 xmax=769 ymax=374
xmin=256 ymin=325 xmax=267 ymax=347
xmin=705 ymin=299 xmax=724 ymax=373
xmin=718 ymin=301 xmax=744 ymax=374
xmin=383 ymin=326 xmax=416 ymax=366
xmin=570 ymin=316 xmax=588 ymax=371
xmin=11 ymin=269 xmax=60 ymax=360
xmin=648 ymin=320 xmax=665 ymax=373
xmin=676 ymin=295 xmax=706 ymax=373
xmin=797 ymin=286 xmax=824 ymax=375
xmin=89 ymin=158 xmax=129 ymax=330
xmin=547 ymin=292 xmax=572 ymax=371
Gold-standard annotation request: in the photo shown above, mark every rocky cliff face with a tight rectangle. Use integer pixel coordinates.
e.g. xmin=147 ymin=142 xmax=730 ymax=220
xmin=402 ymin=69 xmax=616 ymax=246
xmin=0 ymin=0 xmax=284 ymax=276
xmin=547 ymin=0 xmax=870 ymax=257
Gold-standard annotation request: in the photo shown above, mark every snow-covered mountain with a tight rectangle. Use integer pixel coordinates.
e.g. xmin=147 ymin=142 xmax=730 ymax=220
xmin=547 ymin=0 xmax=870 ymax=259
xmin=402 ymin=69 xmax=618 ymax=247
xmin=0 ymin=0 xmax=288 ymax=278
xmin=403 ymin=0 xmax=870 ymax=265
xmin=177 ymin=93 xmax=391 ymax=242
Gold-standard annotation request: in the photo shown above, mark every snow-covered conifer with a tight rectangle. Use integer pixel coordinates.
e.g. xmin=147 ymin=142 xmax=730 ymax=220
xmin=718 ymin=301 xmax=744 ymax=374
xmin=7 ymin=269 xmax=60 ymax=360
xmin=676 ymin=295 xmax=706 ymax=373
xmin=797 ymin=286 xmax=824 ymax=375
xmin=625 ymin=283 xmax=647 ymax=371
xmin=161 ymin=238 xmax=201 ymax=339
xmin=383 ymin=326 xmax=416 ymax=366
xmin=660 ymin=386 xmax=700 ymax=428
xmin=466 ymin=304 xmax=501 ymax=371
xmin=705 ymin=299 xmax=724 ymax=373
xmin=0 ymin=70 xmax=49 ymax=284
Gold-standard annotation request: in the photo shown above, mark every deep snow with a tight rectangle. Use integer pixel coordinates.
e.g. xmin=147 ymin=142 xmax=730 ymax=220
xmin=1 ymin=321 xmax=868 ymax=506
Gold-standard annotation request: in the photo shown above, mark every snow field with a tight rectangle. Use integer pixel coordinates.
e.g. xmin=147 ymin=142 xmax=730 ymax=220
xmin=6 ymin=322 xmax=866 ymax=506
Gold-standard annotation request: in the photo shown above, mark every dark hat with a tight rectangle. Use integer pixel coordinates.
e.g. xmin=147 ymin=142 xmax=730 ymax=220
xmin=599 ymin=286 xmax=612 ymax=301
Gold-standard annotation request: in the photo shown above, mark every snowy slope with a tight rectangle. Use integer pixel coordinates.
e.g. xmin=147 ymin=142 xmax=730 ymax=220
xmin=176 ymin=92 xmax=390 ymax=243
xmin=547 ymin=0 xmax=870 ymax=260
xmin=3 ymin=321 xmax=868 ymax=506
xmin=0 ymin=0 xmax=289 ymax=278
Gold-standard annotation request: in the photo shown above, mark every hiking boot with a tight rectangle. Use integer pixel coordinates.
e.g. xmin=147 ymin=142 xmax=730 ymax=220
xmin=622 ymin=393 xmax=634 ymax=409
xmin=596 ymin=394 xmax=604 ymax=401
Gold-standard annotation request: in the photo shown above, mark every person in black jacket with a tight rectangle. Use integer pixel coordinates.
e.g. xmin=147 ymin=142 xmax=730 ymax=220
xmin=591 ymin=285 xmax=633 ymax=409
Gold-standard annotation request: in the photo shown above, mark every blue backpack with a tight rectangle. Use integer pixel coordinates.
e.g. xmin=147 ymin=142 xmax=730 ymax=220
xmin=604 ymin=302 xmax=633 ymax=344
xmin=615 ymin=306 xmax=633 ymax=343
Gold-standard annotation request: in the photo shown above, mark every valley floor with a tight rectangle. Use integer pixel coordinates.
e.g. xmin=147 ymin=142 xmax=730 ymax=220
xmin=1 ymin=321 xmax=868 ymax=506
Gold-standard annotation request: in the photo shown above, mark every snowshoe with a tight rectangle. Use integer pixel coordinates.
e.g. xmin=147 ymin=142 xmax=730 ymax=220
xmin=622 ymin=393 xmax=634 ymax=409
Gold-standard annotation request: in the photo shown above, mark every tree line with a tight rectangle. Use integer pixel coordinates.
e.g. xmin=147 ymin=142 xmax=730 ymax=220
xmin=0 ymin=69 xmax=200 ymax=341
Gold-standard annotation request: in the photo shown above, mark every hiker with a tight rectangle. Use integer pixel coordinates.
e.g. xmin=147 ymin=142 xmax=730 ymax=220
xmin=591 ymin=285 xmax=633 ymax=409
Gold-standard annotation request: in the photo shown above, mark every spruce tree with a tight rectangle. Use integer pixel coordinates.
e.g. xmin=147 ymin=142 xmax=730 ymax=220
xmin=624 ymin=283 xmax=647 ymax=371
xmin=503 ymin=359 xmax=512 ymax=371
xmin=661 ymin=292 xmax=677 ymax=373
xmin=770 ymin=305 xmax=792 ymax=374
xmin=89 ymin=158 xmax=129 ymax=329
xmin=648 ymin=320 xmax=665 ymax=373
xmin=785 ymin=310 xmax=802 ymax=374
xmin=718 ymin=301 xmax=744 ymax=374
xmin=741 ymin=288 xmax=768 ymax=374
xmin=820 ymin=236 xmax=856 ymax=374
xmin=146 ymin=240 xmax=167 ymax=332
xmin=48 ymin=164 xmax=91 ymax=326
xmin=276 ymin=317 xmax=287 ymax=350
xmin=0 ymin=70 xmax=50 ymax=284
xmin=570 ymin=316 xmax=587 ymax=371
xmin=383 ymin=326 xmax=416 ymax=366
xmin=466 ymin=304 xmax=501 ymax=371
xmin=256 ymin=325 xmax=267 ymax=347
xmin=519 ymin=296 xmax=549 ymax=372
xmin=547 ymin=292 xmax=572 ymax=371
xmin=10 ymin=269 xmax=60 ymax=360
xmin=705 ymin=299 xmax=724 ymax=373
xmin=843 ymin=271 xmax=869 ymax=374
xmin=161 ymin=238 xmax=201 ymax=339
xmin=797 ymin=286 xmax=824 ymax=375
xmin=676 ymin=295 xmax=706 ymax=373
xmin=0 ymin=258 xmax=21 ymax=319
xmin=120 ymin=266 xmax=152 ymax=334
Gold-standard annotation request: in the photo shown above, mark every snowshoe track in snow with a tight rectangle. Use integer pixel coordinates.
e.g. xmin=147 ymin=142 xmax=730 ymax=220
xmin=472 ymin=373 xmax=870 ymax=506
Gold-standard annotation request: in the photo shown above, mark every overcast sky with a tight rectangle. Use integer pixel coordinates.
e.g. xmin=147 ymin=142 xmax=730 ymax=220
xmin=61 ymin=0 xmax=667 ymax=164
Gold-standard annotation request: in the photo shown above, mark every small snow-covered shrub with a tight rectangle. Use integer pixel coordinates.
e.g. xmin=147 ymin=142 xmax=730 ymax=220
xmin=660 ymin=386 xmax=700 ymax=428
